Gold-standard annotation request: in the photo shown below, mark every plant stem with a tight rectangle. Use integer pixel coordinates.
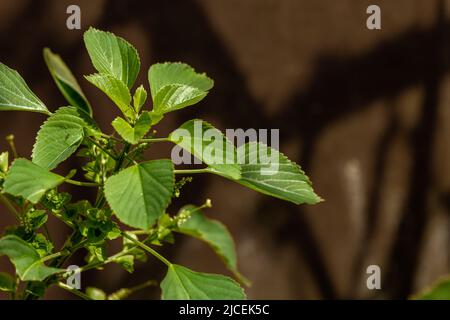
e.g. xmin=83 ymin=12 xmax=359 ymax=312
xmin=0 ymin=193 xmax=20 ymax=219
xmin=126 ymin=279 xmax=157 ymax=296
xmin=57 ymin=282 xmax=92 ymax=300
xmin=99 ymin=132 xmax=121 ymax=142
xmin=87 ymin=136 xmax=118 ymax=160
xmin=5 ymin=135 xmax=18 ymax=158
xmin=65 ymin=179 xmax=100 ymax=187
xmin=174 ymin=168 xmax=211 ymax=175
xmin=122 ymin=232 xmax=171 ymax=267
xmin=139 ymin=137 xmax=170 ymax=143
xmin=41 ymin=250 xmax=70 ymax=264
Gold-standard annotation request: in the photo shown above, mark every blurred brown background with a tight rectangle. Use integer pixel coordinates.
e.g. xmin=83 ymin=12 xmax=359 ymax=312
xmin=0 ymin=0 xmax=449 ymax=299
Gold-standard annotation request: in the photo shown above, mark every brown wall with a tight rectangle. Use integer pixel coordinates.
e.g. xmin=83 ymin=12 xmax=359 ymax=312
xmin=0 ymin=0 xmax=449 ymax=299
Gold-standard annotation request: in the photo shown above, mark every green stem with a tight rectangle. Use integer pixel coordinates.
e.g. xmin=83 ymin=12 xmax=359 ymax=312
xmin=87 ymin=136 xmax=118 ymax=160
xmin=0 ymin=193 xmax=20 ymax=219
xmin=57 ymin=282 xmax=92 ymax=300
xmin=5 ymin=135 xmax=18 ymax=159
xmin=139 ymin=137 xmax=170 ymax=143
xmin=122 ymin=232 xmax=171 ymax=267
xmin=95 ymin=143 xmax=131 ymax=209
xmin=65 ymin=179 xmax=100 ymax=187
xmin=99 ymin=132 xmax=121 ymax=142
xmin=41 ymin=250 xmax=69 ymax=264
xmin=126 ymin=279 xmax=157 ymax=295
xmin=174 ymin=168 xmax=211 ymax=175
xmin=76 ymin=249 xmax=130 ymax=273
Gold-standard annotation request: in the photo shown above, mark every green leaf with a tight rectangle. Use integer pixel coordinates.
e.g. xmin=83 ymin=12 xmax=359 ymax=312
xmin=104 ymin=160 xmax=175 ymax=229
xmin=169 ymin=119 xmax=241 ymax=180
xmin=0 ymin=235 xmax=63 ymax=281
xmin=414 ymin=278 xmax=450 ymax=300
xmin=0 ymin=272 xmax=14 ymax=292
xmin=84 ymin=27 xmax=140 ymax=88
xmin=43 ymin=48 xmax=92 ymax=115
xmin=3 ymin=159 xmax=64 ymax=204
xmin=111 ymin=111 xmax=151 ymax=144
xmin=161 ymin=264 xmax=245 ymax=300
xmin=231 ymin=142 xmax=322 ymax=205
xmin=153 ymin=84 xmax=207 ymax=115
xmin=133 ymin=85 xmax=147 ymax=112
xmin=0 ymin=63 xmax=49 ymax=114
xmin=115 ymin=255 xmax=135 ymax=273
xmin=85 ymin=73 xmax=134 ymax=119
xmin=176 ymin=205 xmax=247 ymax=283
xmin=148 ymin=62 xmax=213 ymax=115
xmin=32 ymin=106 xmax=97 ymax=170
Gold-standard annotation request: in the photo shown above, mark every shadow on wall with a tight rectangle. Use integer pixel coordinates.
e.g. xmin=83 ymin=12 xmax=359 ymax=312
xmin=0 ymin=0 xmax=449 ymax=299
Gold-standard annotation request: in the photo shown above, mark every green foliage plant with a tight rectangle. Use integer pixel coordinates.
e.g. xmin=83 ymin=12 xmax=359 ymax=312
xmin=0 ymin=27 xmax=321 ymax=300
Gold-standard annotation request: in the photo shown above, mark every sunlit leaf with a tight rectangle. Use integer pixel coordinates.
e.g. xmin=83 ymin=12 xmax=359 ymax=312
xmin=229 ymin=142 xmax=322 ymax=204
xmin=0 ymin=63 xmax=49 ymax=114
xmin=111 ymin=111 xmax=151 ymax=144
xmin=161 ymin=264 xmax=245 ymax=300
xmin=148 ymin=62 xmax=213 ymax=116
xmin=0 ymin=235 xmax=63 ymax=281
xmin=3 ymin=159 xmax=64 ymax=204
xmin=84 ymin=27 xmax=140 ymax=88
xmin=104 ymin=160 xmax=174 ymax=229
xmin=32 ymin=106 xmax=98 ymax=170
xmin=85 ymin=73 xmax=134 ymax=119
xmin=169 ymin=119 xmax=240 ymax=179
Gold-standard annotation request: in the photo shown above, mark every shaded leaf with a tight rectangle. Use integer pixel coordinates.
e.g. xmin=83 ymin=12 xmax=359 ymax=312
xmin=161 ymin=264 xmax=245 ymax=300
xmin=104 ymin=160 xmax=174 ymax=229
xmin=177 ymin=205 xmax=247 ymax=283
xmin=43 ymin=48 xmax=92 ymax=115
xmin=414 ymin=278 xmax=450 ymax=300
xmin=0 ymin=63 xmax=49 ymax=114
xmin=84 ymin=27 xmax=140 ymax=88
xmin=0 ymin=272 xmax=14 ymax=292
xmin=0 ymin=235 xmax=63 ymax=281
xmin=3 ymin=159 xmax=64 ymax=204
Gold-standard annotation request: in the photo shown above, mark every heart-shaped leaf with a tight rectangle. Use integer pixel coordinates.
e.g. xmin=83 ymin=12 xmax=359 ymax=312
xmin=0 ymin=235 xmax=63 ymax=281
xmin=3 ymin=159 xmax=64 ymax=204
xmin=104 ymin=160 xmax=175 ymax=229
xmin=161 ymin=264 xmax=245 ymax=300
